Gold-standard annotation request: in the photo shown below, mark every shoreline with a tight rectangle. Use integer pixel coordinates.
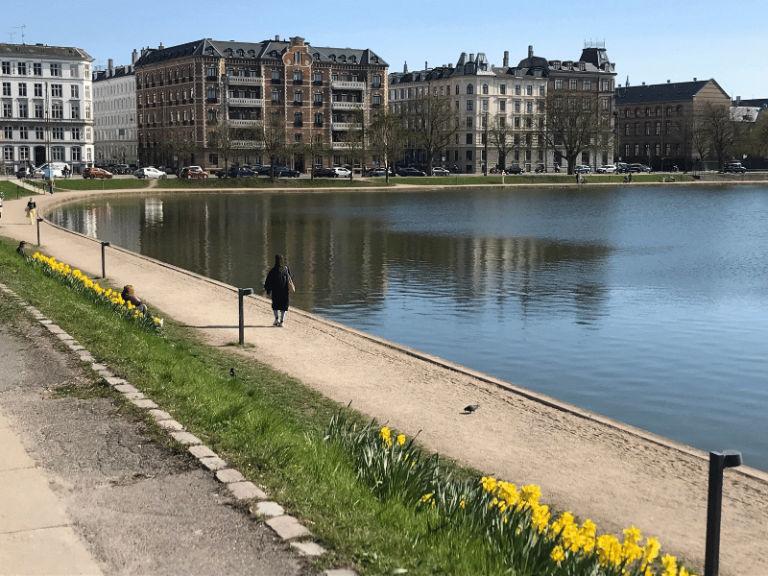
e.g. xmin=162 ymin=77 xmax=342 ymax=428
xmin=2 ymin=184 xmax=768 ymax=575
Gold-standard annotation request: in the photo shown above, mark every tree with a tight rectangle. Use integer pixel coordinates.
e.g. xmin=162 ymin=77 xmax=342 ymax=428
xmin=208 ymin=120 xmax=239 ymax=177
xmin=259 ymin=113 xmax=287 ymax=181
xmin=539 ymin=90 xmax=613 ymax=174
xmin=403 ymin=93 xmax=459 ymax=174
xmin=157 ymin=126 xmax=195 ymax=171
xmin=368 ymin=109 xmax=407 ymax=184
xmin=748 ymin=112 xmax=768 ymax=159
xmin=488 ymin=116 xmax=514 ymax=171
xmin=699 ymin=102 xmax=741 ymax=171
xmin=296 ymin=135 xmax=331 ymax=180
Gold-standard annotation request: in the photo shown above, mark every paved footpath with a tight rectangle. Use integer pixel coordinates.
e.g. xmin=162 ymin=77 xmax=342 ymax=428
xmin=1 ymin=181 xmax=768 ymax=576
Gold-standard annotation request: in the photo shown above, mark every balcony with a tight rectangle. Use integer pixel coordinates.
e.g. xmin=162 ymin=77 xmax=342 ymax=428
xmin=229 ymin=119 xmax=260 ymax=127
xmin=331 ymin=80 xmax=365 ymax=90
xmin=227 ymin=76 xmax=263 ymax=86
xmin=232 ymin=140 xmax=260 ymax=148
xmin=331 ymin=101 xmax=363 ymax=110
xmin=229 ymin=97 xmax=264 ymax=107
xmin=331 ymin=122 xmax=360 ymax=131
xmin=331 ymin=142 xmax=354 ymax=150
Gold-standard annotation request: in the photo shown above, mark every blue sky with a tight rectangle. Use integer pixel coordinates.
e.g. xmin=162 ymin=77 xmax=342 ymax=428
xmin=4 ymin=0 xmax=766 ymax=100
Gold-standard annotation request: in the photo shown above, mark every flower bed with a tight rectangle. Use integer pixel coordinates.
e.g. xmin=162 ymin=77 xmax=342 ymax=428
xmin=30 ymin=252 xmax=163 ymax=332
xmin=326 ymin=414 xmax=695 ymax=576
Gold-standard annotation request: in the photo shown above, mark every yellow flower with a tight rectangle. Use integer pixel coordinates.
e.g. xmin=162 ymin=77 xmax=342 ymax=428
xmin=642 ymin=537 xmax=661 ymax=568
xmin=551 ymin=545 xmax=565 ymax=563
xmin=420 ymin=493 xmax=433 ymax=503
xmin=661 ymin=554 xmax=678 ymax=576
xmin=396 ymin=434 xmax=406 ymax=446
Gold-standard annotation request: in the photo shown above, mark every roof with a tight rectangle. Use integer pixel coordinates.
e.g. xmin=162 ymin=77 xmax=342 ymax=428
xmin=134 ymin=38 xmax=387 ymax=67
xmin=614 ymin=79 xmax=725 ymax=105
xmin=93 ymin=64 xmax=135 ymax=82
xmin=734 ymin=98 xmax=768 ymax=108
xmin=0 ymin=42 xmax=93 ymax=62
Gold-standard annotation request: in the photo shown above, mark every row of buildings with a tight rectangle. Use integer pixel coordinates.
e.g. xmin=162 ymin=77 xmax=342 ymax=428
xmin=1 ymin=38 xmax=764 ymax=175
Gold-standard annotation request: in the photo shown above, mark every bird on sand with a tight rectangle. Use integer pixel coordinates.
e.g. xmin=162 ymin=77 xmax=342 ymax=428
xmin=463 ymin=404 xmax=480 ymax=414
xmin=229 ymin=368 xmax=235 ymax=377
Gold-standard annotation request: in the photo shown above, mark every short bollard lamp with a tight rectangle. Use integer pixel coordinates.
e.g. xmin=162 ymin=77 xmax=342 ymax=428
xmin=36 ymin=217 xmax=43 ymax=245
xmin=101 ymin=241 xmax=111 ymax=278
xmin=238 ymin=288 xmax=254 ymax=345
xmin=704 ymin=449 xmax=742 ymax=576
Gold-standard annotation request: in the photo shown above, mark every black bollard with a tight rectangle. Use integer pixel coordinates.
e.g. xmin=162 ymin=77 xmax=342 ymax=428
xmin=101 ymin=241 xmax=111 ymax=278
xmin=704 ymin=450 xmax=742 ymax=576
xmin=238 ymin=288 xmax=254 ymax=344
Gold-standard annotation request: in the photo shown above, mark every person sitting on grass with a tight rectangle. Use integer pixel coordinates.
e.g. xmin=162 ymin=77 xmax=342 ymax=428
xmin=16 ymin=240 xmax=29 ymax=260
xmin=121 ymin=284 xmax=148 ymax=315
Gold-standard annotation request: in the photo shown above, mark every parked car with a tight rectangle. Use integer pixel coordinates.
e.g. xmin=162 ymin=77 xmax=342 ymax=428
xmin=32 ymin=162 xmax=70 ymax=179
xmin=723 ymin=162 xmax=746 ymax=173
xmin=219 ymin=166 xmax=256 ymax=178
xmin=274 ymin=166 xmax=300 ymax=178
xmin=180 ymin=166 xmax=210 ymax=179
xmin=616 ymin=163 xmax=629 ymax=173
xmin=597 ymin=164 xmax=617 ymax=174
xmin=134 ymin=167 xmax=167 ymax=179
xmin=83 ymin=167 xmax=113 ymax=179
xmin=505 ymin=165 xmax=524 ymax=175
xmin=627 ymin=163 xmax=651 ymax=173
xmin=574 ymin=165 xmax=591 ymax=174
xmin=333 ymin=167 xmax=352 ymax=178
xmin=313 ymin=167 xmax=336 ymax=178
xmin=396 ymin=167 xmax=426 ymax=177
xmin=372 ymin=167 xmax=394 ymax=177
xmin=431 ymin=167 xmax=451 ymax=176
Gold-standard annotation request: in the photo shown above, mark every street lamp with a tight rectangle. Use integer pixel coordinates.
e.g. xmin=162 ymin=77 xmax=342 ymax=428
xmin=704 ymin=450 xmax=742 ymax=576
xmin=36 ymin=217 xmax=43 ymax=245
xmin=483 ymin=112 xmax=489 ymax=176
xmin=100 ymin=241 xmax=111 ymax=278
xmin=238 ymin=287 xmax=254 ymax=345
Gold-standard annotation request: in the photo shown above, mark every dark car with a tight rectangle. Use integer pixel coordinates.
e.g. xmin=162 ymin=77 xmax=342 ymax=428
xmin=274 ymin=166 xmax=300 ymax=178
xmin=396 ymin=167 xmax=426 ymax=177
xmin=627 ymin=163 xmax=651 ymax=173
xmin=723 ymin=162 xmax=746 ymax=173
xmin=616 ymin=163 xmax=629 ymax=173
xmin=230 ymin=166 xmax=256 ymax=178
xmin=505 ymin=165 xmax=524 ymax=175
xmin=313 ymin=167 xmax=336 ymax=178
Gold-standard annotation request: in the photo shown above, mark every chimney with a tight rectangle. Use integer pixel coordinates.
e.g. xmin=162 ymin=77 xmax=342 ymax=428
xmin=158 ymin=43 xmax=164 ymax=50
xmin=503 ymin=51 xmax=509 ymax=67
xmin=667 ymin=79 xmax=670 ymax=83
xmin=132 ymin=49 xmax=138 ymax=64
xmin=528 ymin=45 xmax=533 ymax=58
xmin=108 ymin=59 xmax=114 ymax=73
xmin=404 ymin=61 xmax=408 ymax=73
xmin=275 ymin=35 xmax=279 ymax=41
xmin=425 ymin=61 xmax=428 ymax=70
xmin=693 ymin=77 xmax=697 ymax=82
xmin=469 ymin=53 xmax=474 ymax=62
xmin=736 ymin=96 xmax=741 ymax=105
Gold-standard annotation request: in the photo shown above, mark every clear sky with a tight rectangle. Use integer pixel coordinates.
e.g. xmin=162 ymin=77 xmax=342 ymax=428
xmin=3 ymin=0 xmax=766 ymax=100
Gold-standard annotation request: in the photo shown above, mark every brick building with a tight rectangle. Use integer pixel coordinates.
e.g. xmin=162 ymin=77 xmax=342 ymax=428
xmin=134 ymin=37 xmax=387 ymax=172
xmin=614 ymin=78 xmax=730 ymax=170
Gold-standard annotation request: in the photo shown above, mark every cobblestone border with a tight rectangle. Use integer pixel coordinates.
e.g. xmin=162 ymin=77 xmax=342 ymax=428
xmin=0 ymin=282 xmax=357 ymax=576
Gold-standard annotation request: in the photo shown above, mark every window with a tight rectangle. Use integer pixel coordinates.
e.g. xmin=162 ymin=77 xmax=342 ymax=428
xmin=3 ymin=102 xmax=11 ymax=117
xmin=482 ymin=99 xmax=488 ymax=111
xmin=19 ymin=126 xmax=28 ymax=139
xmin=526 ymin=85 xmax=532 ymax=96
xmin=569 ymin=79 xmax=577 ymax=90
xmin=71 ymin=102 xmax=80 ymax=119
xmin=1 ymin=61 xmax=11 ymax=74
xmin=554 ymin=79 xmax=563 ymax=90
xmin=583 ymin=80 xmax=592 ymax=90
xmin=539 ymin=86 xmax=545 ymax=96
xmin=51 ymin=102 xmax=63 ymax=119
xmin=71 ymin=147 xmax=81 ymax=161
xmin=19 ymin=146 xmax=29 ymax=160
xmin=482 ymin=84 xmax=488 ymax=94
xmin=272 ymin=89 xmax=280 ymax=102
xmin=18 ymin=83 xmax=27 ymax=96
xmin=294 ymin=133 xmax=302 ymax=142
xmin=294 ymin=111 xmax=303 ymax=126
xmin=293 ymin=70 xmax=302 ymax=83
xmin=373 ymin=94 xmax=381 ymax=106
xmin=294 ymin=91 xmax=302 ymax=103
xmin=314 ymin=92 xmax=322 ymax=104
xmin=466 ymin=150 xmax=472 ymax=160
xmin=602 ymin=98 xmax=610 ymax=110
xmin=625 ymin=124 xmax=630 ymax=136
xmin=52 ymin=127 xmax=64 ymax=140
xmin=467 ymin=84 xmax=473 ymax=95
xmin=51 ymin=84 xmax=62 ymax=97
xmin=35 ymin=127 xmax=43 ymax=139
xmin=18 ymin=62 xmax=27 ymax=75
xmin=3 ymin=126 xmax=12 ymax=139
xmin=514 ymin=100 xmax=521 ymax=112
xmin=3 ymin=146 xmax=13 ymax=161
xmin=313 ymin=71 xmax=322 ymax=84
xmin=514 ymin=117 xmax=520 ymax=128
xmin=34 ymin=102 xmax=43 ymax=118
xmin=52 ymin=146 xmax=64 ymax=161
xmin=655 ymin=122 xmax=661 ymax=135
xmin=314 ymin=112 xmax=322 ymax=125
xmin=645 ymin=123 xmax=650 ymax=136
xmin=34 ymin=83 xmax=42 ymax=97
xmin=71 ymin=85 xmax=79 ymax=98
xmin=18 ymin=102 xmax=27 ymax=118
xmin=2 ymin=82 xmax=9 ymax=96
xmin=50 ymin=63 xmax=61 ymax=77
xmin=466 ymin=133 xmax=473 ymax=144
xmin=500 ymin=100 xmax=506 ymax=111
xmin=271 ymin=68 xmax=280 ymax=82
xmin=466 ymin=100 xmax=473 ymax=111
xmin=466 ymin=117 xmax=473 ymax=128
xmin=373 ymin=74 xmax=381 ymax=88
xmin=72 ymin=127 xmax=81 ymax=140
xmin=526 ymin=101 xmax=533 ymax=113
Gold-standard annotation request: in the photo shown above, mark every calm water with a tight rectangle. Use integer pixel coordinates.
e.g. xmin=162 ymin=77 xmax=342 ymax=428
xmin=49 ymin=186 xmax=768 ymax=471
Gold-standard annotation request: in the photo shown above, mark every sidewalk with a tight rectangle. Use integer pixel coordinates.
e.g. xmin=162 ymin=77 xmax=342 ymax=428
xmin=1 ymin=184 xmax=767 ymax=576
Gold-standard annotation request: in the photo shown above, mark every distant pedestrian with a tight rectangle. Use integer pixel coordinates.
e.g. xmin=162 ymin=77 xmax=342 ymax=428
xmin=0 ymin=195 xmax=3 ymax=219
xmin=575 ymin=173 xmax=580 ymax=184
xmin=26 ymin=199 xmax=37 ymax=224
xmin=263 ymin=254 xmax=294 ymax=327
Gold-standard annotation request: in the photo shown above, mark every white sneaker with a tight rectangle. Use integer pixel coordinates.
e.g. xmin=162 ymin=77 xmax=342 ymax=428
xmin=273 ymin=319 xmax=280 ymax=326
xmin=278 ymin=321 xmax=284 ymax=327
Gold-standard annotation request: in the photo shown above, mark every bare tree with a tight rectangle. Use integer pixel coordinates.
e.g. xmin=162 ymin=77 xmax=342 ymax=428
xmin=748 ymin=112 xmax=768 ymax=159
xmin=158 ymin=126 xmax=195 ymax=172
xmin=539 ymin=90 xmax=612 ymax=174
xmin=368 ymin=109 xmax=407 ymax=183
xmin=296 ymin=135 xmax=331 ymax=180
xmin=699 ymin=103 xmax=741 ymax=171
xmin=259 ymin=113 xmax=287 ymax=181
xmin=208 ymin=120 xmax=239 ymax=177
xmin=488 ymin=116 xmax=514 ymax=171
xmin=403 ymin=93 xmax=460 ymax=174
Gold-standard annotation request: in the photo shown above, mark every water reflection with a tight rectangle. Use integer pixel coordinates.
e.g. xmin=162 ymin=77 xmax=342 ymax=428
xmin=48 ymin=186 xmax=768 ymax=472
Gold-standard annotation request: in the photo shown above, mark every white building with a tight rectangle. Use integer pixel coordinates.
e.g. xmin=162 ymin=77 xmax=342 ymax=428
xmin=92 ymin=52 xmax=138 ymax=167
xmin=1 ymin=42 xmax=94 ymax=175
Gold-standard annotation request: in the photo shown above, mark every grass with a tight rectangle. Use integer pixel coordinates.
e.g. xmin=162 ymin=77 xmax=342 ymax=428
xmin=0 ymin=180 xmax=40 ymax=199
xmin=50 ymin=178 xmax=150 ymax=191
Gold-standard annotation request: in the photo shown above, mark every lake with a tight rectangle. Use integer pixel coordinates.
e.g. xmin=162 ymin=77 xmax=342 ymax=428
xmin=49 ymin=185 xmax=768 ymax=472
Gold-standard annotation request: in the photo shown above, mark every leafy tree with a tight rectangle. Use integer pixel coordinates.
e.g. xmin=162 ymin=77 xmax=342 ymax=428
xmin=368 ymin=109 xmax=407 ymax=183
xmin=403 ymin=93 xmax=460 ymax=174
xmin=539 ymin=90 xmax=612 ymax=174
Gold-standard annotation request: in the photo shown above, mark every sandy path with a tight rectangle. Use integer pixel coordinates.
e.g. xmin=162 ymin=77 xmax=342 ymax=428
xmin=2 ymin=183 xmax=766 ymax=575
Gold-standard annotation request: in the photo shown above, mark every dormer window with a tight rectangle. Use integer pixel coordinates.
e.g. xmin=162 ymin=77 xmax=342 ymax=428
xmin=225 ymin=49 xmax=233 ymax=57
xmin=340 ymin=55 xmax=346 ymax=62
xmin=350 ymin=55 xmax=356 ymax=63
xmin=248 ymin=50 xmax=256 ymax=57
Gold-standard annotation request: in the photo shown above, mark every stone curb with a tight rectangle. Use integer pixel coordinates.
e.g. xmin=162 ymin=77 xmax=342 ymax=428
xmin=0 ymin=285 xmax=349 ymax=571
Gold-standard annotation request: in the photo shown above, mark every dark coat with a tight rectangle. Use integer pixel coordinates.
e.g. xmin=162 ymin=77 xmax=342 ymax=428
xmin=264 ymin=266 xmax=293 ymax=311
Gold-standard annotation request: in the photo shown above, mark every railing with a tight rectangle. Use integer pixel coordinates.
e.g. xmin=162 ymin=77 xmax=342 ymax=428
xmin=227 ymin=76 xmax=263 ymax=86
xmin=331 ymin=142 xmax=354 ymax=149
xmin=232 ymin=140 xmax=261 ymax=148
xmin=331 ymin=101 xmax=362 ymax=110
xmin=331 ymin=80 xmax=365 ymax=90
xmin=228 ymin=98 xmax=264 ymax=107
xmin=229 ymin=119 xmax=260 ymax=127
xmin=331 ymin=122 xmax=361 ymax=131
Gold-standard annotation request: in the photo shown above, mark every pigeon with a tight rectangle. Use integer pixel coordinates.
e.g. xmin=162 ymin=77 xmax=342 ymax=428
xmin=229 ymin=368 xmax=235 ymax=377
xmin=464 ymin=404 xmax=480 ymax=414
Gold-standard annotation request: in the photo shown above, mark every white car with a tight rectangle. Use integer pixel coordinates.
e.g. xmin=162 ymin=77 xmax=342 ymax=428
xmin=134 ymin=167 xmax=167 ymax=179
xmin=333 ymin=167 xmax=352 ymax=178
xmin=597 ymin=164 xmax=617 ymax=174
xmin=431 ymin=167 xmax=451 ymax=176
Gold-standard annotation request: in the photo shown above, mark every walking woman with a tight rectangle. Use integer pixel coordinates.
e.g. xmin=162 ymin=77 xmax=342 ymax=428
xmin=264 ymin=254 xmax=294 ymax=327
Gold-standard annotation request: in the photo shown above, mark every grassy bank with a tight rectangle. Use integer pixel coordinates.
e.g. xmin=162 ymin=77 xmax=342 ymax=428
xmin=155 ymin=176 xmax=382 ymax=189
xmin=0 ymin=237 xmax=699 ymax=576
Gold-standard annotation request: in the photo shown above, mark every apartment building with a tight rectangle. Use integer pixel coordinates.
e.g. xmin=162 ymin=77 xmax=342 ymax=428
xmin=1 ymin=42 xmax=94 ymax=174
xmin=92 ymin=53 xmax=138 ymax=167
xmin=134 ymin=36 xmax=387 ymax=172
xmin=614 ymin=78 xmax=730 ymax=170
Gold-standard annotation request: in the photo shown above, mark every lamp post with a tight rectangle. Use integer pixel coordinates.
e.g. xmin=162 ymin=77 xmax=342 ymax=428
xmin=100 ymin=241 xmax=111 ymax=278
xmin=238 ymin=288 xmax=254 ymax=345
xmin=704 ymin=450 xmax=742 ymax=576
xmin=483 ymin=112 xmax=489 ymax=176
xmin=36 ymin=217 xmax=43 ymax=245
